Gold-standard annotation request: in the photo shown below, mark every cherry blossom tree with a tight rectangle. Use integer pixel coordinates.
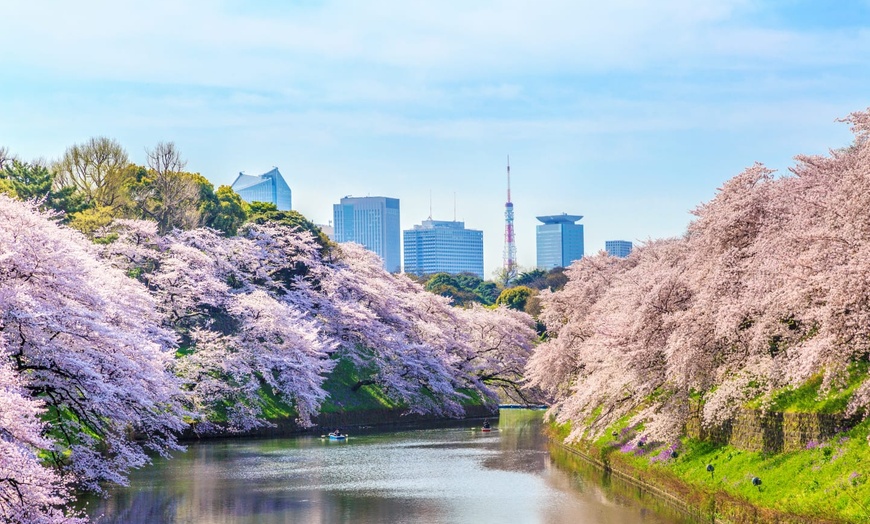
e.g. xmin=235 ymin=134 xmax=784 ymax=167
xmin=297 ymin=242 xmax=481 ymax=416
xmin=0 ymin=195 xmax=187 ymax=519
xmin=101 ymin=222 xmax=335 ymax=432
xmin=453 ymin=303 xmax=537 ymax=402
xmin=0 ymin=338 xmax=85 ymax=524
xmin=529 ymin=109 xmax=870 ymax=444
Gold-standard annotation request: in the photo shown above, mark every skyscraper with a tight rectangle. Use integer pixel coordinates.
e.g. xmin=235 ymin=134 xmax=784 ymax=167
xmin=536 ymin=214 xmax=584 ymax=270
xmin=403 ymin=219 xmax=484 ymax=278
xmin=333 ymin=196 xmax=401 ymax=272
xmin=606 ymin=240 xmax=633 ymax=258
xmin=230 ymin=167 xmax=292 ymax=210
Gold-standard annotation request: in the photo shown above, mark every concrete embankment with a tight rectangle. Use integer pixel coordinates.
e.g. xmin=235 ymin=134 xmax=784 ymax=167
xmin=550 ymin=438 xmax=847 ymax=524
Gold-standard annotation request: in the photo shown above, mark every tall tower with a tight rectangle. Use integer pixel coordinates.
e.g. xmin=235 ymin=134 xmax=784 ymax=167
xmin=503 ymin=156 xmax=517 ymax=277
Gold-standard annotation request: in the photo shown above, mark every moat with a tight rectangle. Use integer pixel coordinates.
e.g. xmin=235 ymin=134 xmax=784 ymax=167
xmin=84 ymin=410 xmax=696 ymax=523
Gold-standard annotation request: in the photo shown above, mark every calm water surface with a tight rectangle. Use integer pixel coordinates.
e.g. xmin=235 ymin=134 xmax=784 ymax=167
xmin=85 ymin=410 xmax=695 ymax=523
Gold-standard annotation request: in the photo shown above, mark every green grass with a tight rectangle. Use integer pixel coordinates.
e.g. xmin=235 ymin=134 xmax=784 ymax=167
xmin=658 ymin=424 xmax=870 ymax=522
xmin=257 ymin=385 xmax=297 ymax=419
xmin=316 ymin=357 xmax=404 ymax=414
xmin=194 ymin=356 xmax=492 ymax=426
xmin=557 ymin=368 xmax=870 ymax=523
xmin=762 ymin=361 xmax=869 ymax=414
xmin=565 ymin=421 xmax=870 ymax=523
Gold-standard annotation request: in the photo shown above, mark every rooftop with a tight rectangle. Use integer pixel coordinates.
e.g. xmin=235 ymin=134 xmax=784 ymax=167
xmin=536 ymin=213 xmax=583 ymax=225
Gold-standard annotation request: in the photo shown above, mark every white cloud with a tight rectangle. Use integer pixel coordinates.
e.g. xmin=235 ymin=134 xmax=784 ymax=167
xmin=4 ymin=0 xmax=861 ymax=91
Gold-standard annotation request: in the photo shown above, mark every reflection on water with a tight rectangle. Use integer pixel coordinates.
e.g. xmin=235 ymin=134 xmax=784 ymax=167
xmin=84 ymin=410 xmax=697 ymax=524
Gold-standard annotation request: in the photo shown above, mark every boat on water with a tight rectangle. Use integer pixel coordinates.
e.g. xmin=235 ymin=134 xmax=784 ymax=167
xmin=328 ymin=434 xmax=347 ymax=441
xmin=481 ymin=420 xmax=492 ymax=432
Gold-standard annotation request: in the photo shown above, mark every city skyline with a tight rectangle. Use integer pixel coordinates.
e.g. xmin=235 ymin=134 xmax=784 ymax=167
xmin=3 ymin=1 xmax=870 ymax=273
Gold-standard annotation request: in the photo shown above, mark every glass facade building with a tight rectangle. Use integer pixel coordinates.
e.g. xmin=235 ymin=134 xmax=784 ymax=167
xmin=230 ymin=167 xmax=292 ymax=211
xmin=536 ymin=214 xmax=584 ymax=270
xmin=605 ymin=240 xmax=633 ymax=258
xmin=403 ymin=219 xmax=484 ymax=278
xmin=333 ymin=196 xmax=401 ymax=273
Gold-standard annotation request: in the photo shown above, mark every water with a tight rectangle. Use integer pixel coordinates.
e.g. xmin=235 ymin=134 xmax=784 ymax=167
xmin=84 ymin=410 xmax=696 ymax=523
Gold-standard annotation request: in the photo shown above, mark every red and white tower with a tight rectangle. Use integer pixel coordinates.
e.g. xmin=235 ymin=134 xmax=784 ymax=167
xmin=503 ymin=156 xmax=517 ymax=277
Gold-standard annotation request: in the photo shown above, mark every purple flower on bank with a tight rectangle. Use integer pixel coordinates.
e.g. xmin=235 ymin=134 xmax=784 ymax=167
xmin=805 ymin=440 xmax=818 ymax=450
xmin=651 ymin=443 xmax=680 ymax=462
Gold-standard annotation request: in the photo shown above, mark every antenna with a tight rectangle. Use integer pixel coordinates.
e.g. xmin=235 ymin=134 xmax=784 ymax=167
xmin=503 ymin=156 xmax=517 ymax=279
xmin=453 ymin=192 xmax=457 ymax=222
xmin=507 ymin=155 xmax=511 ymax=202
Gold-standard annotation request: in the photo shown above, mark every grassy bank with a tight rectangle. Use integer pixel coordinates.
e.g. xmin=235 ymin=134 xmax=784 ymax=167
xmin=551 ymin=372 xmax=870 ymax=523
xmin=554 ymin=420 xmax=870 ymax=523
xmin=256 ymin=356 xmax=490 ymax=423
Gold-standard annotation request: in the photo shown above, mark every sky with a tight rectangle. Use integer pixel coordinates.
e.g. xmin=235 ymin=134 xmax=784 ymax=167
xmin=2 ymin=0 xmax=870 ymax=275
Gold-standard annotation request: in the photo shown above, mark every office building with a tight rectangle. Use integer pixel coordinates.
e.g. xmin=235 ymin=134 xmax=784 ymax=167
xmin=536 ymin=213 xmax=584 ymax=270
xmin=317 ymin=223 xmax=335 ymax=241
xmin=230 ymin=167 xmax=292 ymax=211
xmin=606 ymin=240 xmax=633 ymax=258
xmin=333 ymin=196 xmax=401 ymax=272
xmin=404 ymin=219 xmax=484 ymax=278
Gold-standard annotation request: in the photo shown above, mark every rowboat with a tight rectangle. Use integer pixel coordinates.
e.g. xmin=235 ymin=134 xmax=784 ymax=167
xmin=328 ymin=434 xmax=347 ymax=441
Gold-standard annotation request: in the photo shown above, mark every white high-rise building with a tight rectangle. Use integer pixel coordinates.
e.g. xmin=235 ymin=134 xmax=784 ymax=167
xmin=333 ymin=196 xmax=401 ymax=272
xmin=536 ymin=214 xmax=584 ymax=270
xmin=403 ymin=219 xmax=484 ymax=278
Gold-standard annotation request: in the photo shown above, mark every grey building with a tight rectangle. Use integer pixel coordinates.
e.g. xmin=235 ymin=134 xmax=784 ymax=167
xmin=404 ymin=219 xmax=484 ymax=278
xmin=606 ymin=240 xmax=633 ymax=258
xmin=536 ymin=213 xmax=584 ymax=270
xmin=230 ymin=167 xmax=292 ymax=211
xmin=333 ymin=196 xmax=401 ymax=272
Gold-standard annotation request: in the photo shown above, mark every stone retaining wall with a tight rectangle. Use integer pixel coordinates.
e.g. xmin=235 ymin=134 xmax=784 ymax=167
xmin=686 ymin=408 xmax=858 ymax=453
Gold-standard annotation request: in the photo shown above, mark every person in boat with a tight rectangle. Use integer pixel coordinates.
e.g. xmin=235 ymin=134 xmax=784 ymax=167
xmin=332 ymin=429 xmax=343 ymax=437
xmin=482 ymin=420 xmax=490 ymax=430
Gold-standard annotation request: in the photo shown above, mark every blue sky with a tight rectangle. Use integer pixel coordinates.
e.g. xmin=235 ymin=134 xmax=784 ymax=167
xmin=2 ymin=0 xmax=870 ymax=273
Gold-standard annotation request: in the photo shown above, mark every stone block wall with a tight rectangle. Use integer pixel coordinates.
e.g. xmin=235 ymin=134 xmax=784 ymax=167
xmin=686 ymin=408 xmax=857 ymax=453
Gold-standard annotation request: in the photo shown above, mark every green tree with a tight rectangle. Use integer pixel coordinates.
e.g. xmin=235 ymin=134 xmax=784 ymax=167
xmin=0 ymin=159 xmax=87 ymax=217
xmin=493 ymin=265 xmax=519 ymax=287
xmin=514 ymin=269 xmax=547 ymax=288
xmin=69 ymin=206 xmax=115 ymax=236
xmin=424 ymin=272 xmax=494 ymax=306
xmin=423 ymin=272 xmax=502 ymax=306
xmin=0 ymin=146 xmax=13 ymax=170
xmin=424 ymin=273 xmax=459 ymax=292
xmin=246 ymin=201 xmax=278 ymax=214
xmin=128 ymin=142 xmax=201 ymax=233
xmin=246 ymin=207 xmax=331 ymax=249
xmin=53 ymin=136 xmax=132 ymax=210
xmin=495 ymin=285 xmax=534 ymax=312
xmin=195 ymin=177 xmax=247 ymax=236
xmin=544 ymin=267 xmax=569 ymax=291
xmin=474 ymin=281 xmax=500 ymax=304
xmin=193 ymin=173 xmax=219 ymax=220
xmin=453 ymin=272 xmax=483 ymax=291
xmin=204 ymin=185 xmax=247 ymax=236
